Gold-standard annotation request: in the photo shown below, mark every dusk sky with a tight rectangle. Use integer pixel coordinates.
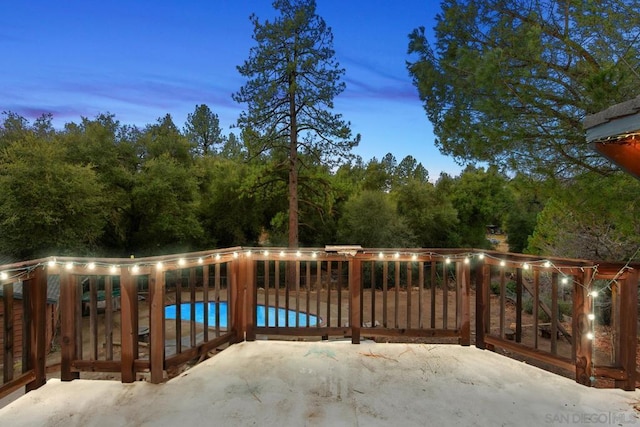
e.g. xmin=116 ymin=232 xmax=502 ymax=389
xmin=1 ymin=0 xmax=464 ymax=178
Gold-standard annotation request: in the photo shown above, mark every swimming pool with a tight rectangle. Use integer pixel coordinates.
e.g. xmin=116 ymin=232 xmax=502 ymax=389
xmin=164 ymin=302 xmax=319 ymax=328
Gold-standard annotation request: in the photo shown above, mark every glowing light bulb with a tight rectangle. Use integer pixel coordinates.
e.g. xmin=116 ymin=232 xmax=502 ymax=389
xmin=464 ymin=257 xmax=470 ymax=264
xmin=233 ymin=252 xmax=238 ymax=258
xmin=394 ymin=252 xmax=400 ymax=259
xmin=263 ymin=250 xmax=269 ymax=256
xmin=280 ymin=251 xmax=285 ymax=257
xmin=48 ymin=258 xmax=56 ymax=267
xmin=590 ymin=290 xmax=599 ymax=298
xmin=445 ymin=257 xmax=451 ymax=264
xmin=132 ymin=265 xmax=139 ymax=274
xmin=561 ymin=277 xmax=568 ymax=285
xmin=499 ymin=260 xmax=506 ymax=267
xmin=586 ymin=332 xmax=594 ymax=340
xmin=543 ymin=261 xmax=551 ymax=268
xmin=296 ymin=251 xmax=301 ymax=257
xmin=587 ymin=313 xmax=595 ymax=321
xmin=411 ymin=254 xmax=417 ymax=261
xmin=110 ymin=265 xmax=118 ymax=274
xmin=312 ymin=252 xmax=317 ymax=258
xmin=156 ymin=261 xmax=163 ymax=269
xmin=87 ymin=262 xmax=95 ymax=270
xmin=523 ymin=263 xmax=530 ymax=270
xmin=198 ymin=257 xmax=203 ymax=264
xmin=378 ymin=252 xmax=384 ymax=259
xmin=178 ymin=258 xmax=186 ymax=266
xmin=65 ymin=262 xmax=73 ymax=270
xmin=215 ymin=254 xmax=221 ymax=260
xmin=478 ymin=253 xmax=485 ymax=260
xmin=0 ymin=272 xmax=7 ymax=281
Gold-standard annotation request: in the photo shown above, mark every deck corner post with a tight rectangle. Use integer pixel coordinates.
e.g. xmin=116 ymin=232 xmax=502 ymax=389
xmin=616 ymin=269 xmax=638 ymax=391
xmin=60 ymin=269 xmax=79 ymax=382
xmin=25 ymin=266 xmax=47 ymax=392
xmin=574 ymin=268 xmax=593 ymax=387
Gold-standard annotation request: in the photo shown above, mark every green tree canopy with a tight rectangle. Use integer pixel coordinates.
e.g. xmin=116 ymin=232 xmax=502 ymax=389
xmin=408 ymin=0 xmax=640 ymax=177
xmin=337 ymin=190 xmax=415 ymax=247
xmin=0 ymin=134 xmax=106 ymax=259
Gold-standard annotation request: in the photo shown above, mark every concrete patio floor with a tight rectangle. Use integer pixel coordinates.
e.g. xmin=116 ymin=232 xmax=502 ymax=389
xmin=1 ymin=340 xmax=639 ymax=426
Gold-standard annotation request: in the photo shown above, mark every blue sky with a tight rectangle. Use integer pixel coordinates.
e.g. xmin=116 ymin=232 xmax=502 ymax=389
xmin=1 ymin=0 xmax=464 ymax=178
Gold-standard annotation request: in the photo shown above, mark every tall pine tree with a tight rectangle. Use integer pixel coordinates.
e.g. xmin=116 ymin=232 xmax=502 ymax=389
xmin=234 ymin=0 xmax=358 ymax=247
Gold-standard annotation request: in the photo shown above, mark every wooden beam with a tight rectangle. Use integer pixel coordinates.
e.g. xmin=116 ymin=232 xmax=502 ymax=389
xmin=573 ymin=269 xmax=593 ymax=386
xmin=2 ymin=283 xmax=14 ymax=383
xmin=457 ymin=261 xmax=471 ymax=346
xmin=350 ymin=258 xmax=362 ymax=344
xmin=59 ymin=270 xmax=79 ymax=381
xmin=616 ymin=269 xmax=638 ymax=390
xmin=474 ymin=260 xmax=487 ymax=350
xmin=26 ymin=267 xmax=47 ymax=392
xmin=119 ymin=267 xmax=136 ymax=383
xmin=149 ymin=266 xmax=165 ymax=384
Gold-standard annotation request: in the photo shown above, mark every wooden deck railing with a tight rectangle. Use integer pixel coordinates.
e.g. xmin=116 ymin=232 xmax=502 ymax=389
xmin=1 ymin=247 xmax=638 ymax=400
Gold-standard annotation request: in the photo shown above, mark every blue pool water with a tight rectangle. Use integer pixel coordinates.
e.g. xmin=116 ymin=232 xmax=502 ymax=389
xmin=164 ymin=302 xmax=319 ymax=328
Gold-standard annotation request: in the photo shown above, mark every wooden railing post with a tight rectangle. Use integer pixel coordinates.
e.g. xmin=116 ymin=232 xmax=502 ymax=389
xmin=457 ymin=261 xmax=471 ymax=346
xmin=59 ymin=269 xmax=79 ymax=381
xmin=25 ymin=266 xmax=47 ymax=392
xmin=350 ymin=258 xmax=361 ymax=344
xmin=120 ymin=266 xmax=137 ymax=383
xmin=474 ymin=258 xmax=488 ymax=350
xmin=149 ymin=266 xmax=165 ymax=384
xmin=573 ymin=268 xmax=593 ymax=386
xmin=245 ymin=256 xmax=256 ymax=342
xmin=616 ymin=269 xmax=638 ymax=391
xmin=2 ymin=282 xmax=14 ymax=384
xmin=231 ymin=257 xmax=245 ymax=343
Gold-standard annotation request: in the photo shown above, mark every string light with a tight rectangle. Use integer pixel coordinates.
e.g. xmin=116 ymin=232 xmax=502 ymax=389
xmin=87 ymin=262 xmax=95 ymax=270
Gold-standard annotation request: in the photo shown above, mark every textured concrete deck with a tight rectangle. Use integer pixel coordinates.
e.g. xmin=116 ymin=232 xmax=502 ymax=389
xmin=1 ymin=341 xmax=638 ymax=426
